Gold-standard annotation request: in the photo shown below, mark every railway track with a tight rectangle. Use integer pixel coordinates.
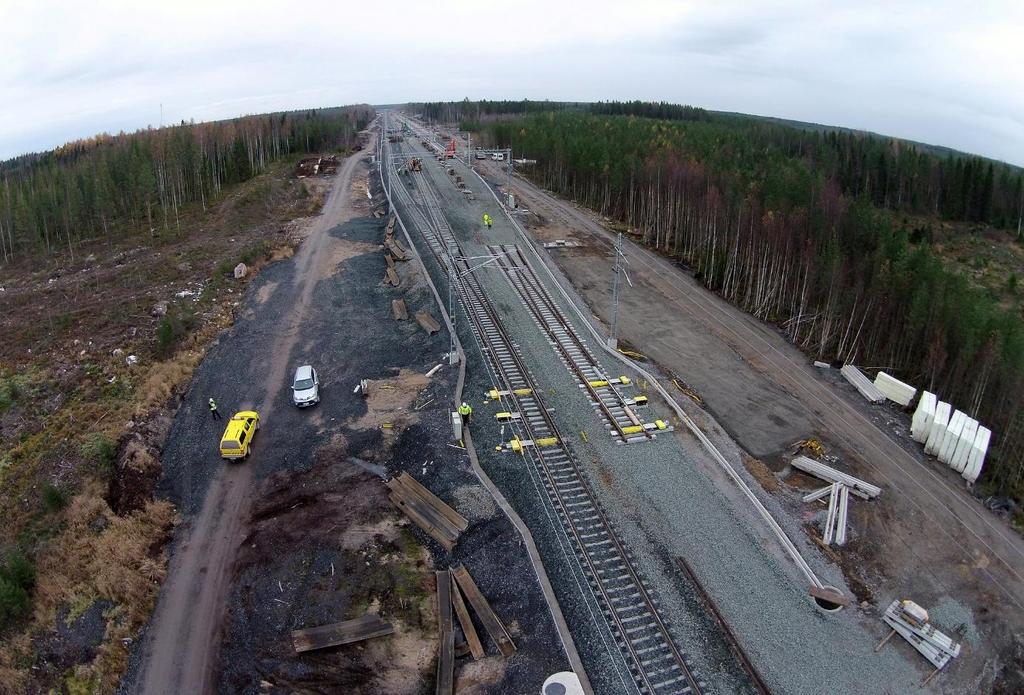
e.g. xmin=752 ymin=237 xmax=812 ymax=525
xmin=386 ymin=136 xmax=706 ymax=694
xmin=489 ymin=243 xmax=660 ymax=444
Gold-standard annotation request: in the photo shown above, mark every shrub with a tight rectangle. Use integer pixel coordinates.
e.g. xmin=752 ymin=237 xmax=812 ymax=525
xmin=154 ymin=306 xmax=195 ymax=358
xmin=0 ymin=374 xmax=35 ymax=413
xmin=215 ymin=258 xmax=236 ymax=277
xmin=239 ymin=241 xmax=271 ymax=267
xmin=0 ymin=551 xmax=35 ymax=626
xmin=155 ymin=316 xmax=177 ymax=357
xmin=0 ymin=577 xmax=29 ymax=625
xmin=2 ymin=552 xmax=35 ymax=591
xmin=41 ymin=484 xmax=68 ymax=513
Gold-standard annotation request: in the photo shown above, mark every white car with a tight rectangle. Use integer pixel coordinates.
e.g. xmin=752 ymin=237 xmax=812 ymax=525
xmin=292 ymin=365 xmax=320 ymax=407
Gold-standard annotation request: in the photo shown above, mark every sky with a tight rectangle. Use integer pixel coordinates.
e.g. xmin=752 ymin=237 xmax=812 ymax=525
xmin=1 ymin=0 xmax=1022 ymax=164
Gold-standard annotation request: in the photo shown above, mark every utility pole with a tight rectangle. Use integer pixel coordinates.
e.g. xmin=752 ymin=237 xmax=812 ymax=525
xmin=609 ymin=232 xmax=631 ymax=349
xmin=506 ymin=148 xmax=512 ymax=201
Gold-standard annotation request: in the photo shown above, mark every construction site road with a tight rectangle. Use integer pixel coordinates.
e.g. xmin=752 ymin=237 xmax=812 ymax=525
xmin=476 ymin=158 xmax=1024 ymax=688
xmin=130 ymin=133 xmax=376 ymax=695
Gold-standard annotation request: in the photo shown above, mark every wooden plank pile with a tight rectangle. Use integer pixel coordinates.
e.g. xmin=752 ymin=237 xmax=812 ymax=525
xmin=382 ymin=215 xmax=407 ymax=286
xmin=434 ymin=564 xmax=516 ymax=694
xmin=435 ymin=572 xmax=455 ymax=695
xmin=877 ymin=599 xmax=961 ymax=686
xmin=387 ymin=473 xmax=467 ymax=551
xmin=291 ymin=613 xmax=394 ymax=653
xmin=451 ymin=564 xmax=516 ymax=657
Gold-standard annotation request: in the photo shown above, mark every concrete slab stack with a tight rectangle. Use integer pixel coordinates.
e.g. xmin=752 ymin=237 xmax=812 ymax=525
xmin=873 ymin=371 xmax=917 ymax=406
xmin=840 ymin=365 xmax=885 ymax=403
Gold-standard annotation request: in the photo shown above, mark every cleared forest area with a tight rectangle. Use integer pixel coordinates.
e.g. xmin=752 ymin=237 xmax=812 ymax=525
xmin=0 ymin=106 xmax=372 ymax=691
xmin=450 ymin=101 xmax=1024 ymax=504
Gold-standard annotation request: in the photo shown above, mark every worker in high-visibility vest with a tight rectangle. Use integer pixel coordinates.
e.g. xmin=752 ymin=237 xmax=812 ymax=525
xmin=482 ymin=213 xmax=492 ymax=229
xmin=458 ymin=401 xmax=473 ymax=422
xmin=209 ymin=397 xmax=221 ymax=421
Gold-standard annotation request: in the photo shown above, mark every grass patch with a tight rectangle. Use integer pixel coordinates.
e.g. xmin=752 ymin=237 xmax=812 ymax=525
xmin=23 ymin=482 xmax=177 ymax=691
xmin=80 ymin=434 xmax=116 ymax=477
xmin=0 ymin=372 xmax=41 ymax=413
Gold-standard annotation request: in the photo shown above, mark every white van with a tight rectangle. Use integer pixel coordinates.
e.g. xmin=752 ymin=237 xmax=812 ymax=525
xmin=491 ymin=152 xmax=505 ymax=161
xmin=292 ymin=365 xmax=320 ymax=407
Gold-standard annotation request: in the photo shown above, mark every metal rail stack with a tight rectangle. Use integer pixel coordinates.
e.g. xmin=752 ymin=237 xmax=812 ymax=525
xmin=490 ymin=243 xmax=662 ymax=444
xmin=386 ymin=138 xmax=705 ymax=695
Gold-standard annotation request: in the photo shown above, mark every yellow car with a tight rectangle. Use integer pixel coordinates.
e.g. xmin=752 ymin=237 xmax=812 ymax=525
xmin=219 ymin=411 xmax=260 ymax=460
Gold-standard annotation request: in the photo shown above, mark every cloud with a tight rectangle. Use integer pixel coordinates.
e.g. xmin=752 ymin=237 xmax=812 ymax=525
xmin=0 ymin=0 xmax=1021 ymax=164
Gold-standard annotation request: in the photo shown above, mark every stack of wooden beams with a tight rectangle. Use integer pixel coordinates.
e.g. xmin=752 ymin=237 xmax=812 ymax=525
xmin=387 ymin=473 xmax=468 ymax=551
xmin=435 ymin=564 xmax=517 ymax=695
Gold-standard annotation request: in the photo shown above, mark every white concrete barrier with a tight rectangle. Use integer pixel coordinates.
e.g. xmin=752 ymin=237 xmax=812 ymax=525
xmin=963 ymin=426 xmax=991 ymax=484
xmin=938 ymin=411 xmax=967 ymax=465
xmin=925 ymin=402 xmax=951 ymax=456
xmin=950 ymin=418 xmax=978 ymax=473
xmin=911 ymin=391 xmax=936 ymax=443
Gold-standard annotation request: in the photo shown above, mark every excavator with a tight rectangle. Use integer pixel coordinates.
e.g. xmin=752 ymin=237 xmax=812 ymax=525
xmin=444 ymin=137 xmax=457 ymax=159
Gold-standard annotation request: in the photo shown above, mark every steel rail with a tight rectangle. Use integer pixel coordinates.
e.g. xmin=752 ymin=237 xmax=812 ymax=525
xmin=488 ymin=243 xmax=650 ymax=443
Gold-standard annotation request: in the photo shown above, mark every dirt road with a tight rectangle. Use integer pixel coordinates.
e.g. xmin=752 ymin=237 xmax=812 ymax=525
xmin=133 ymin=136 xmax=375 ymax=695
xmin=482 ymin=161 xmax=1024 ymax=689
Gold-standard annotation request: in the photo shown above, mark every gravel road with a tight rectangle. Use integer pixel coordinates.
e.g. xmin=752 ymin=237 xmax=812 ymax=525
xmin=126 ymin=143 xmax=375 ymax=694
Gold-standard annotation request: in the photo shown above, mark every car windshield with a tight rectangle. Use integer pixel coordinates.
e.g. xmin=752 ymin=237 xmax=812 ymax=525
xmin=294 ymin=378 xmax=314 ymax=390
xmin=222 ymin=440 xmax=239 ymax=449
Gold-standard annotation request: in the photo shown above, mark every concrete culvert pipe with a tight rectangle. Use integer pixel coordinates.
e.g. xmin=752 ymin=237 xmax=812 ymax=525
xmin=813 ymin=585 xmax=845 ymax=613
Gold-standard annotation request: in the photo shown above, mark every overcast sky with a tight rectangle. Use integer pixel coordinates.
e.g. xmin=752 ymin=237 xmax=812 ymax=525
xmin=1 ymin=0 xmax=1022 ymax=164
